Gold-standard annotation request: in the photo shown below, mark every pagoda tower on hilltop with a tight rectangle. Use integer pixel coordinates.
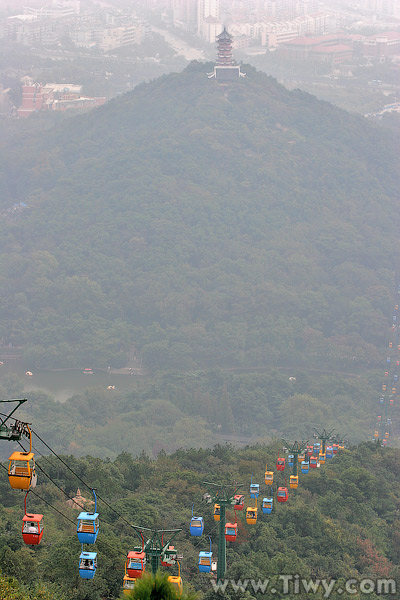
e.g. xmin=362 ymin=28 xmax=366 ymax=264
xmin=208 ymin=27 xmax=246 ymax=80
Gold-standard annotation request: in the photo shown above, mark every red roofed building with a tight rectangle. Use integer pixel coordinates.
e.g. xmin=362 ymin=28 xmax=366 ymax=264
xmin=362 ymin=32 xmax=400 ymax=60
xmin=18 ymin=83 xmax=106 ymax=118
xmin=311 ymin=44 xmax=353 ymax=64
xmin=281 ymin=33 xmax=357 ymax=60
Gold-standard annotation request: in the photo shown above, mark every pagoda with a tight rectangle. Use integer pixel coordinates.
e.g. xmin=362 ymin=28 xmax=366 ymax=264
xmin=208 ymin=27 xmax=246 ymax=80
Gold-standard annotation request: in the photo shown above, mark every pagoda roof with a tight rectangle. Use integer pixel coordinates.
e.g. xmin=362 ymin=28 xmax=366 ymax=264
xmin=217 ymin=26 xmax=233 ymax=42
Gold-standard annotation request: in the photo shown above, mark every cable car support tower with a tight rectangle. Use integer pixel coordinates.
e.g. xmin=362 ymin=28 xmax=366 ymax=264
xmin=203 ymin=481 xmax=243 ymax=583
xmin=282 ymin=439 xmax=308 ymax=476
xmin=313 ymin=428 xmax=335 ymax=453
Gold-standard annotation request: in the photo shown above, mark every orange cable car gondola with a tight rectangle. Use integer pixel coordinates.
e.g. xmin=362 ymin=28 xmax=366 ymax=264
xmin=168 ymin=561 xmax=183 ymax=596
xmin=8 ymin=425 xmax=37 ymax=491
xmin=213 ymin=503 xmax=221 ymax=521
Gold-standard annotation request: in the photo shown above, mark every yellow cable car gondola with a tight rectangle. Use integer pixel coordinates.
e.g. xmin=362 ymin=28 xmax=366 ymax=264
xmin=264 ymin=471 xmax=273 ymax=485
xmin=122 ymin=561 xmax=136 ymax=596
xmin=168 ymin=561 xmax=183 ymax=596
xmin=289 ymin=475 xmax=298 ymax=489
xmin=213 ymin=504 xmax=221 ymax=522
xmin=8 ymin=426 xmax=37 ymax=491
xmin=319 ymin=452 xmax=326 ymax=465
xmin=246 ymin=499 xmax=258 ymax=525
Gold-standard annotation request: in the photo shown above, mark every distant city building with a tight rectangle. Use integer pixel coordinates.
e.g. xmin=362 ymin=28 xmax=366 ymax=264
xmin=17 ymin=82 xmax=106 ymax=117
xmin=207 ymin=27 xmax=246 ymax=79
xmin=362 ymin=31 xmax=400 ymax=60
xmin=198 ymin=0 xmax=223 ymax=41
xmin=172 ymin=0 xmax=197 ymax=31
xmin=98 ymin=25 xmax=145 ymax=52
xmin=281 ymin=33 xmax=358 ymax=62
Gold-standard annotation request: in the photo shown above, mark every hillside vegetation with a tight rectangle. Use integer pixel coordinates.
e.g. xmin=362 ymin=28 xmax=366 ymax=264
xmin=0 ymin=443 xmax=399 ymax=600
xmin=0 ymin=62 xmax=399 ymax=371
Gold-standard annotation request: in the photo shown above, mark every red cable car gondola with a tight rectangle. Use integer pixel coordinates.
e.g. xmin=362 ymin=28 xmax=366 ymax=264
xmin=233 ymin=494 xmax=245 ymax=511
xmin=276 ymin=457 xmax=285 ymax=471
xmin=126 ymin=551 xmax=146 ymax=579
xmin=225 ymin=522 xmax=237 ymax=542
xmin=22 ymin=492 xmax=43 ymax=546
xmin=277 ymin=487 xmax=288 ymax=503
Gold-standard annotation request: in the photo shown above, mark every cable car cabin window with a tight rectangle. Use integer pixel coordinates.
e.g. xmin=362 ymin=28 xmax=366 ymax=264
xmin=199 ymin=558 xmax=210 ymax=566
xmin=226 ymin=527 xmax=236 ymax=536
xmin=78 ymin=520 xmax=96 ymax=533
xmin=80 ymin=555 xmax=97 ymax=570
xmin=23 ymin=521 xmax=39 ymax=534
xmin=9 ymin=460 xmax=30 ymax=477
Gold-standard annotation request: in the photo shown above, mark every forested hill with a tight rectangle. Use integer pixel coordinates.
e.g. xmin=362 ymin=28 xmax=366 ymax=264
xmin=0 ymin=62 xmax=399 ymax=369
xmin=0 ymin=442 xmax=399 ymax=600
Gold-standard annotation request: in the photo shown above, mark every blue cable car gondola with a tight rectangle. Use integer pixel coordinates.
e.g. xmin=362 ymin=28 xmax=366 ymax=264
xmin=262 ymin=497 xmax=273 ymax=514
xmin=250 ymin=483 xmax=259 ymax=499
xmin=77 ymin=489 xmax=99 ymax=544
xmin=198 ymin=538 xmax=212 ymax=573
xmin=250 ymin=475 xmax=259 ymax=499
xmin=288 ymin=454 xmax=294 ymax=467
xmin=301 ymin=460 xmax=309 ymax=474
xmin=326 ymin=446 xmax=333 ymax=459
xmin=79 ymin=551 xmax=97 ymax=579
xmin=190 ymin=504 xmax=204 ymax=536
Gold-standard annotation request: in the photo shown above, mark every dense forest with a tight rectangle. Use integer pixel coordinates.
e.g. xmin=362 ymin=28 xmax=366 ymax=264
xmin=0 ymin=364 xmax=393 ymax=460
xmin=0 ymin=62 xmax=399 ymax=372
xmin=0 ymin=442 xmax=399 ymax=600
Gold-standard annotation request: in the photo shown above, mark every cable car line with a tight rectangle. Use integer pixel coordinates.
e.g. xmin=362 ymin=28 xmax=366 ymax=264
xmin=29 ymin=428 xmax=151 ymax=539
xmin=17 ymin=440 xmax=85 ymax=511
xmin=0 ymin=461 xmax=76 ymax=527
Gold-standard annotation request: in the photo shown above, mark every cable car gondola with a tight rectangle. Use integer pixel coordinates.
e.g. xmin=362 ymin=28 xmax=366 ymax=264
xmin=276 ymin=457 xmax=285 ymax=471
xmin=77 ymin=489 xmax=99 ymax=544
xmin=233 ymin=494 xmax=245 ymax=511
xmin=225 ymin=522 xmax=237 ymax=542
xmin=310 ymin=456 xmax=318 ymax=469
xmin=198 ymin=538 xmax=212 ymax=573
xmin=301 ymin=460 xmax=309 ymax=474
xmin=213 ymin=504 xmax=221 ymax=521
xmin=189 ymin=504 xmax=204 ymax=536
xmin=79 ymin=551 xmax=97 ymax=579
xmin=22 ymin=491 xmax=43 ymax=546
xmin=319 ymin=452 xmax=326 ymax=465
xmin=8 ymin=426 xmax=37 ymax=491
xmin=288 ymin=454 xmax=294 ymax=467
xmin=264 ymin=471 xmax=273 ymax=485
xmin=262 ymin=497 xmax=273 ymax=514
xmin=168 ymin=561 xmax=183 ymax=595
xmin=277 ymin=487 xmax=288 ymax=503
xmin=289 ymin=475 xmax=298 ymax=489
xmin=250 ymin=483 xmax=259 ymax=499
xmin=246 ymin=505 xmax=258 ymax=524
xmin=126 ymin=551 xmax=146 ymax=578
xmin=123 ymin=560 xmax=136 ymax=596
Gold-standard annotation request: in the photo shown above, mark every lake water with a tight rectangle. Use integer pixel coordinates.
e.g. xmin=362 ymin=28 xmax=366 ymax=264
xmin=0 ymin=362 xmax=144 ymax=402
